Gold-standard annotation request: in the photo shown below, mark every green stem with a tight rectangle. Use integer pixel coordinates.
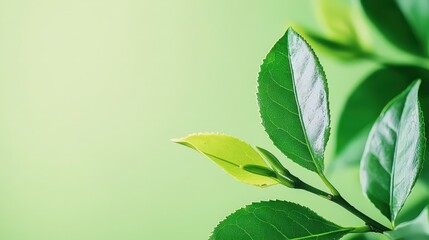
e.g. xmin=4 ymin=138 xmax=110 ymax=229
xmin=331 ymin=194 xmax=390 ymax=233
xmin=351 ymin=226 xmax=371 ymax=233
xmin=288 ymin=178 xmax=390 ymax=233
xmin=319 ymin=173 xmax=340 ymax=196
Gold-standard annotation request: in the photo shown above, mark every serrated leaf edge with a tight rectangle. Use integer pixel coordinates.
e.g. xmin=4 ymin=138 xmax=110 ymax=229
xmin=256 ymin=27 xmax=331 ymax=173
xmin=209 ymin=200 xmax=352 ymax=240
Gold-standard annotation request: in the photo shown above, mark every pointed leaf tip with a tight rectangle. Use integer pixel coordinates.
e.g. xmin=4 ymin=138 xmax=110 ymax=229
xmin=174 ymin=133 xmax=278 ymax=187
xmin=258 ymin=27 xmax=330 ymax=173
xmin=361 ymin=80 xmax=425 ymax=223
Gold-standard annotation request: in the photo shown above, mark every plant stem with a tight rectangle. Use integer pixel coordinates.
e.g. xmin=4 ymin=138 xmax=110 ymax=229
xmin=287 ymin=178 xmax=390 ymax=233
xmin=331 ymin=194 xmax=390 ymax=233
xmin=319 ymin=173 xmax=340 ymax=196
xmin=351 ymin=226 xmax=371 ymax=233
xmin=316 ymin=173 xmax=389 ymax=232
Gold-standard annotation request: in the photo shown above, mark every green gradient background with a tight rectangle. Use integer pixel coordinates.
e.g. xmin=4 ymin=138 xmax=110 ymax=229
xmin=0 ymin=0 xmax=425 ymax=239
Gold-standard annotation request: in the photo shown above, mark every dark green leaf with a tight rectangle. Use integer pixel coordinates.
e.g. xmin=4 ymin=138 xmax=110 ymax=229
xmin=395 ymin=0 xmax=429 ymax=55
xmin=361 ymin=0 xmax=429 ymax=56
xmin=361 ymin=80 xmax=426 ymax=223
xmin=210 ymin=200 xmax=352 ymax=240
xmin=333 ymin=66 xmax=429 ymax=183
xmin=385 ymin=206 xmax=429 ymax=239
xmin=258 ymin=28 xmax=330 ymax=173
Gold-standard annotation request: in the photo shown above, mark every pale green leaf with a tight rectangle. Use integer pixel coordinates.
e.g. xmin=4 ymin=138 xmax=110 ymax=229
xmin=172 ymin=133 xmax=278 ymax=187
xmin=294 ymin=27 xmax=371 ymax=61
xmin=316 ymin=0 xmax=371 ymax=52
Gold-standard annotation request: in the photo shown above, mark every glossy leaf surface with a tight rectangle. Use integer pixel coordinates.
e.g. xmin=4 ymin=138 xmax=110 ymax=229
xmin=361 ymin=80 xmax=426 ymax=223
xmin=172 ymin=133 xmax=277 ymax=187
xmin=210 ymin=200 xmax=352 ymax=240
xmin=334 ymin=66 xmax=429 ymax=182
xmin=258 ymin=28 xmax=330 ymax=173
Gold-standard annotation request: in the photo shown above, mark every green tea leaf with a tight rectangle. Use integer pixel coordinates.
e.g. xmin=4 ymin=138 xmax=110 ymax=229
xmin=395 ymin=0 xmax=429 ymax=55
xmin=333 ymin=66 xmax=429 ymax=182
xmin=361 ymin=0 xmax=429 ymax=56
xmin=293 ymin=26 xmax=371 ymax=61
xmin=385 ymin=206 xmax=429 ymax=239
xmin=172 ymin=133 xmax=277 ymax=187
xmin=241 ymin=165 xmax=277 ymax=178
xmin=210 ymin=200 xmax=352 ymax=240
xmin=316 ymin=0 xmax=371 ymax=52
xmin=258 ymin=28 xmax=330 ymax=173
xmin=360 ymin=80 xmax=426 ymax=223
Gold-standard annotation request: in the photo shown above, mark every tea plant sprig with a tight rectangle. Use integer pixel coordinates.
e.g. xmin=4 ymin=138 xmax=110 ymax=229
xmin=173 ymin=28 xmax=426 ymax=239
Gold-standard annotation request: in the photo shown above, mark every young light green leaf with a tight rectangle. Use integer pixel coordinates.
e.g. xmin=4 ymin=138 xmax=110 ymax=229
xmin=210 ymin=200 xmax=353 ymax=240
xmin=258 ymin=28 xmax=330 ymax=173
xmin=361 ymin=0 xmax=429 ymax=56
xmin=240 ymin=165 xmax=277 ymax=178
xmin=172 ymin=133 xmax=277 ymax=187
xmin=316 ymin=0 xmax=371 ymax=53
xmin=385 ymin=206 xmax=429 ymax=240
xmin=360 ymin=80 xmax=426 ymax=223
xmin=295 ymin=27 xmax=370 ymax=61
xmin=256 ymin=146 xmax=289 ymax=175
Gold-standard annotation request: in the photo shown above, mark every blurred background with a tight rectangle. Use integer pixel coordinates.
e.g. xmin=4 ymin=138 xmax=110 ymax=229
xmin=0 ymin=0 xmax=427 ymax=239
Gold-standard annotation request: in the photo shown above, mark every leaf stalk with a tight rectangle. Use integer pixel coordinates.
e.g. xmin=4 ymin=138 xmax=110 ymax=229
xmin=281 ymin=177 xmax=390 ymax=233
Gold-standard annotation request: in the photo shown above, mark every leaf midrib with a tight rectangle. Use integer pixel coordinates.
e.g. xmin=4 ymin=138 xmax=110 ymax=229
xmin=389 ymin=91 xmax=408 ymax=222
xmin=286 ymin=37 xmax=323 ymax=174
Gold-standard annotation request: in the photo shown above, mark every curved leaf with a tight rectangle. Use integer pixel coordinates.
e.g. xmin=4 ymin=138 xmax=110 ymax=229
xmin=258 ymin=28 xmax=330 ymax=173
xmin=210 ymin=200 xmax=352 ymax=240
xmin=361 ymin=0 xmax=429 ymax=56
xmin=395 ymin=0 xmax=429 ymax=55
xmin=360 ymin=80 xmax=426 ymax=223
xmin=333 ymin=66 xmax=429 ymax=182
xmin=294 ymin=26 xmax=371 ymax=61
xmin=172 ymin=133 xmax=277 ymax=187
xmin=316 ymin=0 xmax=371 ymax=52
